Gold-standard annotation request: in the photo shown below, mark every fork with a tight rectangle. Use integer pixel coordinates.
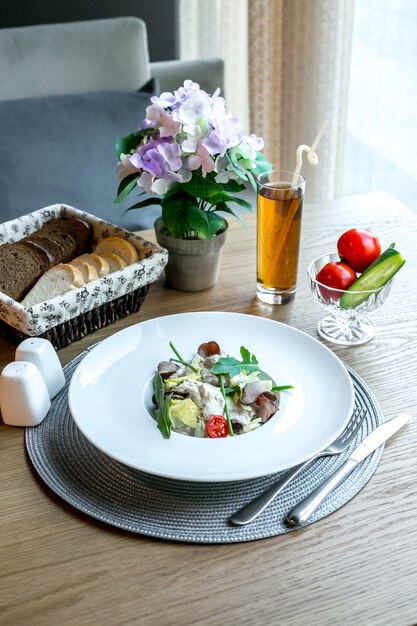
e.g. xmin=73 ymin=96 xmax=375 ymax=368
xmin=229 ymin=406 xmax=366 ymax=526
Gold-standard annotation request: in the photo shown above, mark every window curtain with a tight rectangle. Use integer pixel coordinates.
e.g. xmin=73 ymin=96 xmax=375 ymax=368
xmin=179 ymin=0 xmax=250 ymax=132
xmin=179 ymin=0 xmax=354 ymax=203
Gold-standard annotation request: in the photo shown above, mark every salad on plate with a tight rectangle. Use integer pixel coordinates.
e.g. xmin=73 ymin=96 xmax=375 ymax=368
xmin=152 ymin=341 xmax=293 ymax=439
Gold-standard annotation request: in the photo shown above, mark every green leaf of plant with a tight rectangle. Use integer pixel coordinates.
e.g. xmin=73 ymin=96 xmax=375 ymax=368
xmin=182 ymin=172 xmax=225 ymax=199
xmin=219 ymin=179 xmax=246 ymax=193
xmin=161 ymin=191 xmax=199 ymax=238
xmin=252 ymin=151 xmax=273 ymax=176
xmin=225 ymin=196 xmax=252 ymax=209
xmin=187 ymin=206 xmax=225 ymax=239
xmin=226 ymin=152 xmax=248 ymax=181
xmin=246 ymin=170 xmax=258 ymax=193
xmin=207 ymin=192 xmax=235 ymax=205
xmin=208 ymin=193 xmax=252 ymax=210
xmin=114 ymin=173 xmax=140 ymax=205
xmin=115 ymin=129 xmax=151 ymax=159
xmin=124 ymin=197 xmax=162 ymax=211
xmin=213 ymin=203 xmax=248 ymax=230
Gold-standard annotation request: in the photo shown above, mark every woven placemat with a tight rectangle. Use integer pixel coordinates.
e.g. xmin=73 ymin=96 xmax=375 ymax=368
xmin=25 ymin=345 xmax=384 ymax=543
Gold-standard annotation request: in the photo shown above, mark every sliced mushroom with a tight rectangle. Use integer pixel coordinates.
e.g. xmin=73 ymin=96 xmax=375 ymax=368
xmin=241 ymin=381 xmax=266 ymax=405
xmin=172 ymin=391 xmax=191 ymax=400
xmin=157 ymin=361 xmax=179 ymax=379
xmin=202 ymin=355 xmax=220 ymax=369
xmin=201 ymin=371 xmax=220 ymax=387
xmin=197 ymin=341 xmax=221 ymax=357
xmin=256 ymin=391 xmax=279 ymax=423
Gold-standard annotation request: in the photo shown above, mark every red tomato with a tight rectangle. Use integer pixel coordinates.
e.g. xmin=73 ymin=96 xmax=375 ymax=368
xmin=337 ymin=228 xmax=381 ymax=273
xmin=205 ymin=415 xmax=229 ymax=438
xmin=315 ymin=262 xmax=357 ymax=301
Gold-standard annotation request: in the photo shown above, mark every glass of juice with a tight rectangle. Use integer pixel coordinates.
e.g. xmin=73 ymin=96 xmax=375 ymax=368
xmin=256 ymin=170 xmax=306 ymax=305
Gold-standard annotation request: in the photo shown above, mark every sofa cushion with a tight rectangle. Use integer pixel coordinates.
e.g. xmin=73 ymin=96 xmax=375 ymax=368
xmin=0 ymin=17 xmax=151 ymax=101
xmin=0 ymin=80 xmax=162 ymax=230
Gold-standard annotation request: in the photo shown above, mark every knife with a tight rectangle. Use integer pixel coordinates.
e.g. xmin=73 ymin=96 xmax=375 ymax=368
xmin=285 ymin=412 xmax=411 ymax=527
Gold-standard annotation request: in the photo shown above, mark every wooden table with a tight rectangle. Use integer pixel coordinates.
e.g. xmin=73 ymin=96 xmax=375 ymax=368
xmin=1 ymin=191 xmax=416 ymax=626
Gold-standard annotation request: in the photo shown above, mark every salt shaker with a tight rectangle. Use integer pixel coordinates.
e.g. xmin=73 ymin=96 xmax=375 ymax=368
xmin=0 ymin=361 xmax=51 ymax=426
xmin=15 ymin=337 xmax=65 ymax=399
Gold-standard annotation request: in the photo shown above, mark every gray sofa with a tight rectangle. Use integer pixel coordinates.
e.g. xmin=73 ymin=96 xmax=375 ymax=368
xmin=0 ymin=17 xmax=224 ymax=230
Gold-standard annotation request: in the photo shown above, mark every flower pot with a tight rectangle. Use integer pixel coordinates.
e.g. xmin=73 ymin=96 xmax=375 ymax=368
xmin=154 ymin=217 xmax=228 ymax=292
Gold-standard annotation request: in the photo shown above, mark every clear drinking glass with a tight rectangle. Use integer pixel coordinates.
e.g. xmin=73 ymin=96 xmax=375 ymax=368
xmin=256 ymin=170 xmax=306 ymax=304
xmin=308 ymin=253 xmax=395 ymax=345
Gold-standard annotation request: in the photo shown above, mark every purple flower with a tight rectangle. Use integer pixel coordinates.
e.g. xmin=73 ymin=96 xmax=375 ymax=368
xmin=130 ymin=140 xmax=167 ymax=177
xmin=202 ymin=114 xmax=243 ymax=155
xmin=130 ymin=138 xmax=181 ymax=178
xmin=158 ymin=142 xmax=182 ymax=172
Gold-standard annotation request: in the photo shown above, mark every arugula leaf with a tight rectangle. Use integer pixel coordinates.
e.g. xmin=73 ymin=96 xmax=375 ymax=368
xmin=211 ymin=346 xmax=259 ymax=377
xmin=152 ymin=373 xmax=173 ymax=438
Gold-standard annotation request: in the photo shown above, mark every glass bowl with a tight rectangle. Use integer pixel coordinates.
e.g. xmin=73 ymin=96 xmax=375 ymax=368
xmin=308 ymin=253 xmax=395 ymax=345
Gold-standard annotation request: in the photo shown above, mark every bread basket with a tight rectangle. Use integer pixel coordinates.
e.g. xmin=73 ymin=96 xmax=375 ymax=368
xmin=0 ymin=204 xmax=168 ymax=349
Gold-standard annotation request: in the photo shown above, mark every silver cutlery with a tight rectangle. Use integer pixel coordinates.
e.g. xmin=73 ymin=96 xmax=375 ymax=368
xmin=229 ymin=406 xmax=366 ymax=526
xmin=285 ymin=412 xmax=411 ymax=527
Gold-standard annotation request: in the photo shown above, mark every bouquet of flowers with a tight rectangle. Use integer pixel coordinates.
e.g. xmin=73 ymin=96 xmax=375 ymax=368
xmin=115 ymin=80 xmax=271 ymax=239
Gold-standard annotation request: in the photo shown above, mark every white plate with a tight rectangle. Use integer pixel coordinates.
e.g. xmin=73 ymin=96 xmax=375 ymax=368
xmin=68 ymin=312 xmax=355 ymax=482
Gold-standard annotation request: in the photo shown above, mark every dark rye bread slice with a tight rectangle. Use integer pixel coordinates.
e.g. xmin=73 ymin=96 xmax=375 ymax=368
xmin=41 ymin=217 xmax=93 ymax=253
xmin=0 ymin=242 xmax=50 ymax=301
xmin=29 ymin=230 xmax=78 ymax=263
xmin=22 ymin=234 xmax=63 ymax=266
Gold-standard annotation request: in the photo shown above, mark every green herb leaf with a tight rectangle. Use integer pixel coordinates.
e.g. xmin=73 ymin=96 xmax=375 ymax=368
xmin=219 ymin=374 xmax=234 ymax=436
xmin=152 ymin=373 xmax=173 ymax=439
xmin=211 ymin=346 xmax=259 ymax=377
xmin=169 ymin=342 xmax=198 ymax=373
xmin=271 ymin=385 xmax=294 ymax=391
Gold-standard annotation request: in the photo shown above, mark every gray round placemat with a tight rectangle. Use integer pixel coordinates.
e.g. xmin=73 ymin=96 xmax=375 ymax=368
xmin=25 ymin=344 xmax=384 ymax=543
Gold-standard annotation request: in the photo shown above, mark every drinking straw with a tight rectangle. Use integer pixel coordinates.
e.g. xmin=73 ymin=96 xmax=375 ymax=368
xmin=290 ymin=119 xmax=329 ymax=188
xmin=264 ymin=120 xmax=328 ymax=286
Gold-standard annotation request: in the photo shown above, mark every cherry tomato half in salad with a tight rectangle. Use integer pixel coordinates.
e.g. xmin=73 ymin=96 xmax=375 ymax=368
xmin=315 ymin=261 xmax=357 ymax=301
xmin=337 ymin=228 xmax=381 ymax=273
xmin=205 ymin=415 xmax=230 ymax=438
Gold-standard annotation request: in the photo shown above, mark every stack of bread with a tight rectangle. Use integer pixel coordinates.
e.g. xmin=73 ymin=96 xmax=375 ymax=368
xmin=0 ymin=217 xmax=139 ymax=307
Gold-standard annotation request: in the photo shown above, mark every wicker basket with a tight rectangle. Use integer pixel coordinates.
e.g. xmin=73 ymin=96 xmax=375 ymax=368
xmin=0 ymin=204 xmax=167 ymax=350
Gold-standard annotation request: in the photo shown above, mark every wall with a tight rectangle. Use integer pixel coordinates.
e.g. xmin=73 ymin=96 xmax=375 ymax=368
xmin=0 ymin=0 xmax=179 ymax=61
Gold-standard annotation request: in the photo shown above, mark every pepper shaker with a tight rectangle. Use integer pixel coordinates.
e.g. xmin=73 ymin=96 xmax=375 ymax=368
xmin=15 ymin=338 xmax=65 ymax=399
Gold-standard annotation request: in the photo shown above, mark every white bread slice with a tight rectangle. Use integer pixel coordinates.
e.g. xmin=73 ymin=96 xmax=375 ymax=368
xmin=99 ymin=253 xmax=127 ymax=272
xmin=94 ymin=237 xmax=139 ymax=265
xmin=76 ymin=253 xmax=111 ymax=278
xmin=69 ymin=259 xmax=99 ymax=283
xmin=21 ymin=263 xmax=84 ymax=307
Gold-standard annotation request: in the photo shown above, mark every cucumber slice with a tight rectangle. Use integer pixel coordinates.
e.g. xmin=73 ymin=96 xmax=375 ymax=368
xmin=340 ymin=246 xmax=405 ymax=309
